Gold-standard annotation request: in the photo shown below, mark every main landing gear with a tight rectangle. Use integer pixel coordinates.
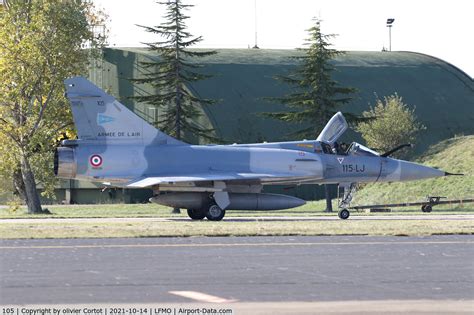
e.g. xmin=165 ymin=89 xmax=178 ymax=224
xmin=186 ymin=203 xmax=226 ymax=221
xmin=206 ymin=204 xmax=226 ymax=221
xmin=187 ymin=209 xmax=206 ymax=220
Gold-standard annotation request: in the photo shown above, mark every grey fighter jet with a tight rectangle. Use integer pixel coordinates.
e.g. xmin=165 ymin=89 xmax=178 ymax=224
xmin=55 ymin=77 xmax=457 ymax=220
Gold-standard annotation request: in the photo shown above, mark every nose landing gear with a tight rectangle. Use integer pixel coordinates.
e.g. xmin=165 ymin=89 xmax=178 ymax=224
xmin=336 ymin=183 xmax=357 ymax=220
xmin=338 ymin=208 xmax=350 ymax=220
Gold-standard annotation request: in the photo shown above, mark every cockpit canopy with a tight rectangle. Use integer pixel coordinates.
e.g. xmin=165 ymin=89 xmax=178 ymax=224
xmin=316 ymin=141 xmax=379 ymax=156
xmin=315 ymin=112 xmax=380 ymax=157
xmin=348 ymin=142 xmax=379 ymax=157
xmin=316 ymin=112 xmax=348 ymax=145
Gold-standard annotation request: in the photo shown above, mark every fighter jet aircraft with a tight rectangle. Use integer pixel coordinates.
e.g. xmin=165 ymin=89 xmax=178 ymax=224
xmin=55 ymin=77 xmax=457 ymax=220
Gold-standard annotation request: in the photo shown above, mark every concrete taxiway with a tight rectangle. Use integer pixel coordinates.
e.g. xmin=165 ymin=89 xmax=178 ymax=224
xmin=1 ymin=235 xmax=473 ymax=313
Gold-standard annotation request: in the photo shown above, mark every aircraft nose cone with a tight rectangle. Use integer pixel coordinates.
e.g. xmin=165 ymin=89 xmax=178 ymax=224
xmin=399 ymin=160 xmax=445 ymax=181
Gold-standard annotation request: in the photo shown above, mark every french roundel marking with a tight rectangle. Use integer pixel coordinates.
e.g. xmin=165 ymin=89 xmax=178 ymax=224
xmin=90 ymin=154 xmax=103 ymax=167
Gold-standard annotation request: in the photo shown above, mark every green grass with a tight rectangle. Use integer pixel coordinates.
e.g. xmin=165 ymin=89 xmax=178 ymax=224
xmin=1 ymin=219 xmax=472 ymax=239
xmin=1 ymin=200 xmax=472 ymax=239
xmin=1 ymin=200 xmax=472 ymax=219
xmin=355 ymin=135 xmax=474 ymax=206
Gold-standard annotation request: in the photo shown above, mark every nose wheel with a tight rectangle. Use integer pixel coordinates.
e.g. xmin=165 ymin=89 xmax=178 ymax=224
xmin=338 ymin=209 xmax=350 ymax=220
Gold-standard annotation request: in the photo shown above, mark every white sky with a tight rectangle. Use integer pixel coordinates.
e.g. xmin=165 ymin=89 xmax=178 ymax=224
xmin=94 ymin=0 xmax=474 ymax=77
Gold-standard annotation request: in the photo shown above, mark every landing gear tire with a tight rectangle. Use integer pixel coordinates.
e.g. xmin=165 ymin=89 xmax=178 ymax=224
xmin=187 ymin=209 xmax=206 ymax=220
xmin=206 ymin=204 xmax=226 ymax=221
xmin=338 ymin=209 xmax=350 ymax=220
xmin=421 ymin=205 xmax=432 ymax=213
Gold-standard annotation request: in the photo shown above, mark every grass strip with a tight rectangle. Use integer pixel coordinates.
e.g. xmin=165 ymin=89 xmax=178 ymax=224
xmin=1 ymin=201 xmax=472 ymax=219
xmin=1 ymin=219 xmax=472 ymax=239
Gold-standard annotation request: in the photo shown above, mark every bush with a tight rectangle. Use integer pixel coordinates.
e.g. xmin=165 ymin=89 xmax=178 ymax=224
xmin=356 ymin=94 xmax=425 ymax=158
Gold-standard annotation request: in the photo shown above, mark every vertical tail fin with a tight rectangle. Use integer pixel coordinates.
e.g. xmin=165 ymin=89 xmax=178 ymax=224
xmin=64 ymin=77 xmax=185 ymax=145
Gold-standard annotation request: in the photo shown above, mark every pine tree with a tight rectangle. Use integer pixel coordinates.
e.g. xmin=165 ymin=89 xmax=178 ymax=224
xmin=132 ymin=0 xmax=217 ymax=142
xmin=265 ymin=18 xmax=357 ymax=138
xmin=265 ymin=18 xmax=358 ymax=212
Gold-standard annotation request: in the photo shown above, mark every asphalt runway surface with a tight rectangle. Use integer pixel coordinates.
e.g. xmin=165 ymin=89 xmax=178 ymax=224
xmin=1 ymin=235 xmax=473 ymax=313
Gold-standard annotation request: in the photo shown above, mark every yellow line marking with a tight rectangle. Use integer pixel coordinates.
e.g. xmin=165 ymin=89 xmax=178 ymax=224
xmin=168 ymin=291 xmax=238 ymax=303
xmin=0 ymin=241 xmax=472 ymax=250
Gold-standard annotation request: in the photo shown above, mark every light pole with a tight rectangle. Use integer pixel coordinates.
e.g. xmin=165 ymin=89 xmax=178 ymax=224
xmin=253 ymin=0 xmax=259 ymax=49
xmin=386 ymin=18 xmax=395 ymax=51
